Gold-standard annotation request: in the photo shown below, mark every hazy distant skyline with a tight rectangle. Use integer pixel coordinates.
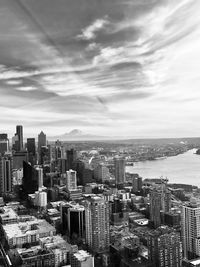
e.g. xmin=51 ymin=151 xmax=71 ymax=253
xmin=1 ymin=0 xmax=200 ymax=138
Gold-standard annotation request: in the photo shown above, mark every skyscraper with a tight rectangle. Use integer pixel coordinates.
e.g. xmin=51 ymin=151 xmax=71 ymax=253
xmin=61 ymin=202 xmax=85 ymax=239
xmin=132 ymin=176 xmax=143 ymax=193
xmin=84 ymin=196 xmax=110 ymax=253
xmin=94 ymin=163 xmax=110 ymax=182
xmin=13 ymin=150 xmax=28 ymax=169
xmin=12 ymin=125 xmax=23 ymax=151
xmin=38 ymin=131 xmax=46 ymax=151
xmin=0 ymin=155 xmax=13 ymax=196
xmin=150 ymin=186 xmax=171 ymax=228
xmin=66 ymin=169 xmax=77 ymax=191
xmin=27 ymin=138 xmax=36 ymax=165
xmin=114 ymin=156 xmax=126 ymax=185
xmin=16 ymin=125 xmax=23 ymax=151
xmin=22 ymin=161 xmax=38 ymax=194
xmin=148 ymin=226 xmax=182 ymax=267
xmin=0 ymin=134 xmax=9 ymax=155
xmin=67 ymin=149 xmax=77 ymax=170
xmin=182 ymin=199 xmax=200 ymax=260
xmin=36 ymin=167 xmax=44 ymax=189
xmin=58 ymin=158 xmax=68 ymax=174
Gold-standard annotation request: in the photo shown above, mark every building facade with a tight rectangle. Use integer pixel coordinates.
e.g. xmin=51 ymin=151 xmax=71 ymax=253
xmin=84 ymin=196 xmax=110 ymax=253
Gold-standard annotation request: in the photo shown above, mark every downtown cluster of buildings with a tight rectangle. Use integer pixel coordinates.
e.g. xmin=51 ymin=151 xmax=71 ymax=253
xmin=0 ymin=125 xmax=200 ymax=267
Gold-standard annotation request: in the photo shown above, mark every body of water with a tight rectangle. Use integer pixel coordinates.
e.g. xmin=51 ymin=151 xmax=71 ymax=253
xmin=126 ymin=149 xmax=200 ymax=187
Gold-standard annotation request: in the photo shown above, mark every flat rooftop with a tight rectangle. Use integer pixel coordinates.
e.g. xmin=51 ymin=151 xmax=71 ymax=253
xmin=0 ymin=207 xmax=18 ymax=222
xmin=3 ymin=218 xmax=56 ymax=239
xmin=73 ymin=250 xmax=92 ymax=262
xmin=40 ymin=235 xmax=71 ymax=250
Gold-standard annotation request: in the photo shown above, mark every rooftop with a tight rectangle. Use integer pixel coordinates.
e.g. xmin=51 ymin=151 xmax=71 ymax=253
xmin=0 ymin=207 xmax=18 ymax=222
xmin=3 ymin=218 xmax=55 ymax=239
xmin=40 ymin=235 xmax=71 ymax=250
xmin=73 ymin=250 xmax=92 ymax=262
xmin=17 ymin=245 xmax=52 ymax=259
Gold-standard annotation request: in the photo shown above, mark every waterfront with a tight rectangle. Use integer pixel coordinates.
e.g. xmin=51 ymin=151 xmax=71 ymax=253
xmin=126 ymin=149 xmax=200 ymax=187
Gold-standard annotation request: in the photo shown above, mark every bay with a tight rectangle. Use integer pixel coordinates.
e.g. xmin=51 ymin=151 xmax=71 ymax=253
xmin=126 ymin=149 xmax=200 ymax=187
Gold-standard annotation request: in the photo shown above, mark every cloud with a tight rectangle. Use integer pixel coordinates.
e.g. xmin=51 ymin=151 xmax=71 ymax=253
xmin=77 ymin=17 xmax=109 ymax=40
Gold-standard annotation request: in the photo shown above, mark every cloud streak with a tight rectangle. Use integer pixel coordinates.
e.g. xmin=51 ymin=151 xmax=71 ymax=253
xmin=1 ymin=0 xmax=200 ymax=138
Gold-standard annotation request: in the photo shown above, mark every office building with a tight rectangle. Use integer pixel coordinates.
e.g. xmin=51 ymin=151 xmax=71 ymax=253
xmin=150 ymin=187 xmax=171 ymax=228
xmin=67 ymin=149 xmax=77 ymax=170
xmin=114 ymin=157 xmax=126 ymax=185
xmin=22 ymin=161 xmax=38 ymax=194
xmin=16 ymin=125 xmax=23 ymax=149
xmin=61 ymin=202 xmax=85 ymax=238
xmin=39 ymin=146 xmax=50 ymax=165
xmin=132 ymin=176 xmax=143 ymax=193
xmin=13 ymin=150 xmax=28 ymax=169
xmin=36 ymin=167 xmax=44 ymax=189
xmin=58 ymin=158 xmax=68 ymax=174
xmin=38 ymin=131 xmax=47 ymax=164
xmin=34 ymin=191 xmax=47 ymax=208
xmin=0 ymin=134 xmax=9 ymax=155
xmin=148 ymin=226 xmax=182 ymax=267
xmin=66 ymin=169 xmax=77 ymax=191
xmin=182 ymin=199 xmax=200 ymax=260
xmin=0 ymin=155 xmax=13 ymax=196
xmin=27 ymin=138 xmax=36 ymax=165
xmin=84 ymin=196 xmax=110 ymax=253
xmin=38 ymin=131 xmax=46 ymax=150
xmin=13 ymin=125 xmax=23 ymax=152
xmin=94 ymin=163 xmax=110 ymax=182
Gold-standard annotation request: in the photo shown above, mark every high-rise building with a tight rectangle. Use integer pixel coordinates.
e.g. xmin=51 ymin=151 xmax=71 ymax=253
xmin=148 ymin=226 xmax=182 ymax=267
xmin=12 ymin=125 xmax=23 ymax=152
xmin=84 ymin=196 xmax=110 ymax=253
xmin=182 ymin=199 xmax=200 ymax=260
xmin=39 ymin=146 xmax=49 ymax=165
xmin=38 ymin=131 xmax=47 ymax=151
xmin=61 ymin=202 xmax=85 ymax=239
xmin=22 ymin=161 xmax=38 ymax=194
xmin=0 ymin=134 xmax=9 ymax=155
xmin=13 ymin=150 xmax=28 ymax=169
xmin=54 ymin=140 xmax=65 ymax=161
xmin=132 ymin=176 xmax=143 ymax=193
xmin=66 ymin=169 xmax=77 ymax=191
xmin=16 ymin=125 xmax=23 ymax=150
xmin=150 ymin=186 xmax=171 ymax=228
xmin=67 ymin=149 xmax=77 ymax=170
xmin=58 ymin=158 xmax=68 ymax=174
xmin=38 ymin=131 xmax=46 ymax=164
xmin=35 ymin=167 xmax=43 ymax=189
xmin=27 ymin=138 xmax=36 ymax=165
xmin=114 ymin=157 xmax=126 ymax=185
xmin=94 ymin=163 xmax=110 ymax=182
xmin=0 ymin=155 xmax=13 ymax=196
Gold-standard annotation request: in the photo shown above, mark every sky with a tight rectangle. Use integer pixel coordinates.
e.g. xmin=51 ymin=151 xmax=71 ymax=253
xmin=1 ymin=0 xmax=200 ymax=138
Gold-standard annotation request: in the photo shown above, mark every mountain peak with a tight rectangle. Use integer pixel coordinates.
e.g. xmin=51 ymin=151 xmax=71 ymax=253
xmin=68 ymin=129 xmax=83 ymax=136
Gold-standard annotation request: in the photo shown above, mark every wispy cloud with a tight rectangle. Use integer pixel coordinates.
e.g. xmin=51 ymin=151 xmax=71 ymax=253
xmin=77 ymin=17 xmax=109 ymax=40
xmin=1 ymin=0 xmax=200 ymax=137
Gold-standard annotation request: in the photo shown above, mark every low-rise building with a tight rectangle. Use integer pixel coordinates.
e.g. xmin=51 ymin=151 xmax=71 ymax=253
xmin=40 ymin=235 xmax=71 ymax=267
xmin=3 ymin=218 xmax=56 ymax=248
xmin=17 ymin=245 xmax=55 ymax=267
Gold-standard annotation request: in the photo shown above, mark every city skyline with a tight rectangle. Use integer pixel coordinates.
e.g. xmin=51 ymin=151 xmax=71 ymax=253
xmin=1 ymin=0 xmax=200 ymax=138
